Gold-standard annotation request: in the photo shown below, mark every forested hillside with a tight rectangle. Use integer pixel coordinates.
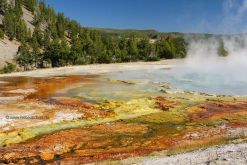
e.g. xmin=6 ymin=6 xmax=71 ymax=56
xmin=0 ymin=0 xmax=187 ymax=72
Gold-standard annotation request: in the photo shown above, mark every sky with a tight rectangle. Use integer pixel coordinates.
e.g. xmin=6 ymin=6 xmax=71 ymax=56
xmin=45 ymin=0 xmax=247 ymax=34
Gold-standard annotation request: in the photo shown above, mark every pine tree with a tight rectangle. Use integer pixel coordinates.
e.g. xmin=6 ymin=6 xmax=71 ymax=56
xmin=118 ymin=38 xmax=128 ymax=62
xmin=3 ymin=11 xmax=16 ymax=40
xmin=16 ymin=19 xmax=28 ymax=42
xmin=56 ymin=12 xmax=65 ymax=39
xmin=70 ymin=37 xmax=85 ymax=64
xmin=14 ymin=0 xmax=23 ymax=18
xmin=43 ymin=40 xmax=60 ymax=67
xmin=156 ymin=38 xmax=175 ymax=59
xmin=138 ymin=38 xmax=152 ymax=60
xmin=16 ymin=44 xmax=33 ymax=70
xmin=127 ymin=37 xmax=139 ymax=61
xmin=32 ymin=26 xmax=43 ymax=46
xmin=217 ymin=40 xmax=228 ymax=57
xmin=30 ymin=35 xmax=41 ymax=67
xmin=0 ymin=28 xmax=4 ymax=39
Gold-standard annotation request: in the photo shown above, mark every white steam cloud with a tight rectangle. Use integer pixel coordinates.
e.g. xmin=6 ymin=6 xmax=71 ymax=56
xmin=170 ymin=35 xmax=247 ymax=95
xmin=183 ymin=36 xmax=247 ymax=80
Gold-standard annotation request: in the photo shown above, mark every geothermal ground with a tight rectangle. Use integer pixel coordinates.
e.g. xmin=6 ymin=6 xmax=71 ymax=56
xmin=0 ymin=61 xmax=247 ymax=164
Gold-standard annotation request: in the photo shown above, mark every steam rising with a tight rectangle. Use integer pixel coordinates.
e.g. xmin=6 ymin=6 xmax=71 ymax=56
xmin=183 ymin=35 xmax=247 ymax=80
xmin=166 ymin=35 xmax=246 ymax=95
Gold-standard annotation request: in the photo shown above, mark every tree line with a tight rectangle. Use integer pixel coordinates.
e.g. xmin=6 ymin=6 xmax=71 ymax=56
xmin=0 ymin=0 xmax=188 ymax=71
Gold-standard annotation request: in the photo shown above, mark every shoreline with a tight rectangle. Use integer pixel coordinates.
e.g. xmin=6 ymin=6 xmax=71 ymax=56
xmin=0 ymin=60 xmax=175 ymax=78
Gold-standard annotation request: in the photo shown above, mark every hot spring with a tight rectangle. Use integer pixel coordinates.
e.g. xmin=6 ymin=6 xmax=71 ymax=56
xmin=109 ymin=36 xmax=247 ymax=96
xmin=110 ymin=36 xmax=247 ymax=96
xmin=52 ymin=35 xmax=247 ymax=99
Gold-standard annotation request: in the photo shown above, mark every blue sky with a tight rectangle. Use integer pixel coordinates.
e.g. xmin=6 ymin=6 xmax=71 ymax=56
xmin=45 ymin=0 xmax=247 ymax=34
